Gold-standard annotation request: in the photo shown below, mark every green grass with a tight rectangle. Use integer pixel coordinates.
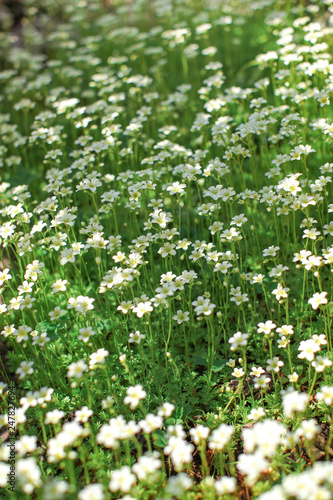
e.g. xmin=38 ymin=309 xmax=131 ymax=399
xmin=0 ymin=0 xmax=333 ymax=498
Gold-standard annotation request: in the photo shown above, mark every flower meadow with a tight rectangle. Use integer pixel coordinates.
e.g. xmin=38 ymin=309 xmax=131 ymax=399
xmin=1 ymin=0 xmax=333 ymax=498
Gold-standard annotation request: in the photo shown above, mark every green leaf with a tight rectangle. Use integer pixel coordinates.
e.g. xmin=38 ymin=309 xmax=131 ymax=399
xmin=164 ymin=417 xmax=175 ymax=425
xmin=152 ymin=429 xmax=167 ymax=448
xmin=36 ymin=321 xmax=59 ymax=342
xmin=174 ymin=406 xmax=184 ymax=420
xmin=192 ymin=355 xmax=208 ymax=367
xmin=183 ymin=404 xmax=192 ymax=417
xmin=212 ymin=358 xmax=227 ymax=373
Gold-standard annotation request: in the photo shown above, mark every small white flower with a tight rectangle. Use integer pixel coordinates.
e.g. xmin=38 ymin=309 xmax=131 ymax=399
xmin=215 ymin=476 xmax=237 ymax=495
xmin=316 ymin=386 xmax=333 ymax=406
xmin=189 ymin=425 xmax=210 ymax=444
xmin=266 ymin=357 xmax=284 ymax=373
xmin=124 ymin=385 xmax=147 ymax=409
xmin=16 ymin=361 xmax=34 ymax=379
xmin=298 ymin=339 xmax=320 ymax=362
xmin=67 ymin=360 xmax=88 ymax=379
xmin=128 ymin=331 xmax=145 ymax=344
xmin=109 ymin=466 xmax=136 ymax=493
xmin=282 ymin=390 xmax=308 ymax=418
xmin=78 ymin=483 xmax=105 ymax=500
xmin=232 ymin=367 xmax=245 ymax=378
xmin=132 ymin=301 xmax=153 ymax=318
xmin=208 ymin=424 xmax=234 ymax=450
xmin=75 ymin=406 xmax=93 ymax=423
xmin=248 ymin=407 xmax=265 ymax=421
xmin=51 ymin=279 xmax=68 ymax=293
xmin=172 ymin=310 xmax=190 ymax=324
xmin=257 ymin=321 xmax=276 ymax=335
xmin=308 ymin=291 xmax=328 ymax=310
xmin=228 ymin=331 xmax=248 ymax=351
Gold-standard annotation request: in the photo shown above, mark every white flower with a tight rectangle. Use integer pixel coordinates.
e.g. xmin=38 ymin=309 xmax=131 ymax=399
xmin=208 ymin=424 xmax=234 ymax=450
xmin=16 ymin=435 xmax=37 ymax=456
xmin=312 ymin=334 xmax=327 ymax=346
xmin=167 ymin=473 xmax=193 ymax=496
xmin=166 ymin=181 xmax=186 ymax=195
xmin=266 ymin=357 xmax=284 ymax=373
xmin=237 ymin=451 xmax=269 ymax=485
xmin=308 ymin=291 xmax=328 ymax=310
xmin=248 ymin=407 xmax=265 ymax=421
xmin=164 ymin=437 xmax=194 ymax=471
xmin=316 ymin=386 xmax=333 ymax=406
xmin=257 ymin=485 xmax=285 ymax=500
xmin=96 ymin=424 xmax=119 ymax=450
xmin=89 ymin=348 xmax=109 ymax=368
xmin=251 ymin=366 xmax=265 ymax=377
xmin=0 ymin=463 xmax=10 ymax=487
xmin=263 ymin=245 xmax=279 ymax=257
xmin=132 ymin=301 xmax=153 ymax=318
xmin=282 ymin=390 xmax=308 ymax=418
xmin=51 ymin=279 xmax=68 ymax=293
xmin=109 ymin=466 xmax=136 ymax=493
xmin=288 ymin=372 xmax=299 ymax=383
xmin=189 ymin=425 xmax=210 ymax=444
xmin=257 ymin=321 xmax=276 ymax=335
xmin=43 ymin=479 xmax=69 ymax=500
xmin=298 ymin=419 xmax=320 ymax=441
xmin=124 ymin=385 xmax=147 ymax=409
xmin=277 ymin=325 xmax=294 ymax=337
xmin=75 ymin=406 xmax=93 ymax=423
xmin=232 ymin=367 xmax=245 ymax=378
xmin=45 ymin=410 xmax=65 ymax=425
xmin=157 ymin=402 xmax=175 ymax=417
xmin=272 ymin=283 xmax=289 ymax=302
xmin=101 ymin=396 xmax=114 ymax=410
xmin=140 ymin=414 xmax=163 ymax=434
xmin=158 ymin=242 xmax=177 ymax=258
xmin=67 ymin=360 xmax=88 ymax=379
xmin=128 ymin=331 xmax=145 ymax=344
xmin=16 ymin=361 xmax=34 ymax=379
xmin=214 ymin=476 xmax=237 ymax=495
xmin=311 ymin=356 xmax=332 ymax=373
xmin=8 ymin=296 xmax=24 ymax=311
xmin=0 ymin=268 xmax=12 ymax=286
xmin=166 ymin=424 xmax=186 ymax=439
xmin=17 ymin=281 xmax=34 ymax=295
xmin=242 ymin=420 xmax=285 ymax=457
xmin=16 ymin=457 xmax=42 ymax=494
xmin=228 ymin=331 xmax=248 ymax=351
xmin=132 ymin=452 xmax=161 ymax=479
xmin=78 ymin=483 xmax=105 ymax=500
xmin=254 ymin=376 xmax=271 ymax=390
xmin=78 ymin=326 xmax=96 ymax=343
xmin=277 ymin=174 xmax=302 ymax=195
xmin=119 ymin=354 xmax=127 ymax=364
xmin=117 ymin=301 xmax=133 ymax=314
xmin=172 ymin=310 xmax=190 ymax=324
xmin=47 ymin=438 xmax=66 ymax=463
xmin=298 ymin=339 xmax=320 ymax=362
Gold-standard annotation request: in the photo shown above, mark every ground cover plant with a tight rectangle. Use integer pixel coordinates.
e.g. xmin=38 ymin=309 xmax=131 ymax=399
xmin=0 ymin=0 xmax=333 ymax=498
